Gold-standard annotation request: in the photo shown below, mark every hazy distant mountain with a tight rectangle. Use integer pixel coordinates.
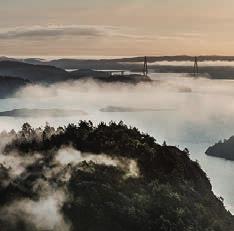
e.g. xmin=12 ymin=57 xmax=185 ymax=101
xmin=0 ymin=56 xmax=18 ymax=62
xmin=0 ymin=61 xmax=151 ymax=84
xmin=3 ymin=57 xmax=234 ymax=81
xmin=0 ymin=61 xmax=70 ymax=83
xmin=150 ymin=65 xmax=234 ymax=79
xmin=22 ymin=55 xmax=234 ymax=68
xmin=112 ymin=55 xmax=234 ymax=62
xmin=100 ymin=106 xmax=175 ymax=112
xmin=17 ymin=56 xmax=234 ymax=79
xmin=0 ymin=76 xmax=30 ymax=98
xmin=0 ymin=108 xmax=87 ymax=117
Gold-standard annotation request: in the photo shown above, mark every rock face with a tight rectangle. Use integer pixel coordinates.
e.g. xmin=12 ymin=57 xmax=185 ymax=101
xmin=0 ymin=121 xmax=233 ymax=231
xmin=206 ymin=136 xmax=234 ymax=160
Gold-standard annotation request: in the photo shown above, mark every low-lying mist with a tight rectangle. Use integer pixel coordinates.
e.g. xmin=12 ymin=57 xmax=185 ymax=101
xmin=125 ymin=60 xmax=234 ymax=67
xmin=13 ymin=76 xmax=234 ymax=118
xmin=9 ymin=74 xmax=234 ymax=142
xmin=1 ymin=74 xmax=234 ymax=217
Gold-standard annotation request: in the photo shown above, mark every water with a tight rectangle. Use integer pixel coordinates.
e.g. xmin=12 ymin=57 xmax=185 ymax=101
xmin=0 ymin=74 xmax=234 ymax=213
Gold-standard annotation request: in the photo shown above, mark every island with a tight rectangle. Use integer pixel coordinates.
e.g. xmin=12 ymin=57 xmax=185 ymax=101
xmin=206 ymin=136 xmax=234 ymax=160
xmin=0 ymin=108 xmax=87 ymax=117
xmin=100 ymin=106 xmax=175 ymax=112
xmin=0 ymin=121 xmax=233 ymax=230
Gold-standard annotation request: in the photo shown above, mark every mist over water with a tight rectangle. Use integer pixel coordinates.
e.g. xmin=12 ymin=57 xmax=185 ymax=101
xmin=128 ymin=60 xmax=234 ymax=67
xmin=0 ymin=73 xmax=234 ymax=212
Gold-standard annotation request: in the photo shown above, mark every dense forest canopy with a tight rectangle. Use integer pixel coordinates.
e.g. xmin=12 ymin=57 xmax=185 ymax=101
xmin=0 ymin=121 xmax=233 ymax=231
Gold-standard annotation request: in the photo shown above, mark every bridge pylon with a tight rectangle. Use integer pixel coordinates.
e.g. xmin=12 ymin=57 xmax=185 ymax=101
xmin=193 ymin=56 xmax=199 ymax=76
xmin=143 ymin=56 xmax=148 ymax=76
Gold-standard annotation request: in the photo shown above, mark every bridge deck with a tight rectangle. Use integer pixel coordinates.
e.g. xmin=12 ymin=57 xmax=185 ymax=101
xmin=108 ymin=70 xmax=125 ymax=76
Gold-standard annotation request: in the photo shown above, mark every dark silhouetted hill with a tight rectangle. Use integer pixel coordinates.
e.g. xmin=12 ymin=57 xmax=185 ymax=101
xmin=0 ymin=61 xmax=70 ymax=83
xmin=0 ymin=108 xmax=87 ymax=117
xmin=0 ymin=121 xmax=233 ymax=231
xmin=0 ymin=76 xmax=30 ymax=98
xmin=20 ymin=56 xmax=234 ymax=79
xmin=206 ymin=136 xmax=234 ymax=160
xmin=0 ymin=62 xmax=151 ymax=85
xmin=3 ymin=57 xmax=234 ymax=81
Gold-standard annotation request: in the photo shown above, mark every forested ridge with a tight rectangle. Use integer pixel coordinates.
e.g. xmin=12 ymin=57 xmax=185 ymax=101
xmin=0 ymin=121 xmax=233 ymax=231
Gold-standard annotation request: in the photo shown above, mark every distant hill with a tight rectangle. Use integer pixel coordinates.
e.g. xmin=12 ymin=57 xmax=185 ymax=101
xmin=0 ymin=61 xmax=151 ymax=85
xmin=3 ymin=56 xmax=234 ymax=81
xmin=21 ymin=55 xmax=234 ymax=68
xmin=0 ymin=63 xmax=153 ymax=99
xmin=15 ymin=56 xmax=234 ymax=79
xmin=0 ymin=56 xmax=18 ymax=62
xmin=206 ymin=136 xmax=234 ymax=160
xmin=0 ymin=61 xmax=153 ymax=92
xmin=0 ymin=61 xmax=70 ymax=83
xmin=0 ymin=76 xmax=30 ymax=98
xmin=100 ymin=106 xmax=175 ymax=112
xmin=0 ymin=108 xmax=87 ymax=117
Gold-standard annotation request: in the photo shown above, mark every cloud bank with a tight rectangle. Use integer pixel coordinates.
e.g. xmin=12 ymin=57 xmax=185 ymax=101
xmin=0 ymin=25 xmax=119 ymax=40
xmin=0 ymin=25 xmax=204 ymax=42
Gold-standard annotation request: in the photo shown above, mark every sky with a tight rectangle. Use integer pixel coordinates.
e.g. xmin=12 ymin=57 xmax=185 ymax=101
xmin=1 ymin=0 xmax=234 ymax=56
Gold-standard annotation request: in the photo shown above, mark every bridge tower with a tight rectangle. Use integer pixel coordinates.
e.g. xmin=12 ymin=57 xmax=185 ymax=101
xmin=143 ymin=56 xmax=148 ymax=76
xmin=193 ymin=56 xmax=199 ymax=76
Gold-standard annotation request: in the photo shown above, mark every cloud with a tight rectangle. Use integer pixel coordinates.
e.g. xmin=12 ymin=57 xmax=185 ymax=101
xmin=0 ymin=25 xmax=205 ymax=43
xmin=0 ymin=25 xmax=117 ymax=40
xmin=0 ymin=191 xmax=70 ymax=231
xmin=0 ymin=25 xmax=153 ymax=42
xmin=0 ymin=24 xmax=209 ymax=56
